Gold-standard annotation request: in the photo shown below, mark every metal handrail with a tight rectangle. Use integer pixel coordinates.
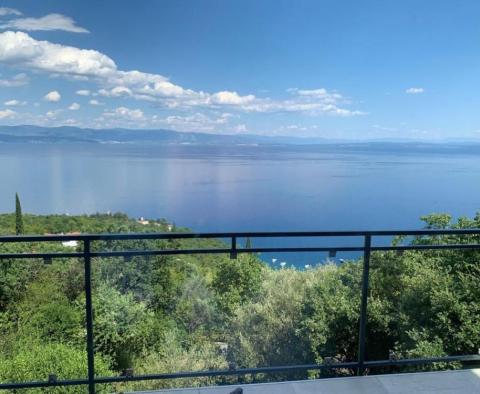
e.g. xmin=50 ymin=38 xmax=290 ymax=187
xmin=1 ymin=229 xmax=480 ymax=393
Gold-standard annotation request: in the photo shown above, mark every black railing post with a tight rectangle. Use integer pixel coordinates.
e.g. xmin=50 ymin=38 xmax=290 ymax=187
xmin=230 ymin=236 xmax=237 ymax=259
xmin=84 ymin=239 xmax=96 ymax=394
xmin=357 ymin=234 xmax=371 ymax=376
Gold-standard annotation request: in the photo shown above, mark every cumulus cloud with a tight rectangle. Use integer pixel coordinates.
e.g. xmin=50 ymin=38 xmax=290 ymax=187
xmin=0 ymin=73 xmax=29 ymax=87
xmin=98 ymin=86 xmax=132 ymax=97
xmin=89 ymin=99 xmax=102 ymax=106
xmin=0 ymin=31 xmax=363 ymax=116
xmin=210 ymin=91 xmax=256 ymax=105
xmin=76 ymin=89 xmax=90 ymax=96
xmin=0 ymin=14 xmax=88 ymax=33
xmin=46 ymin=109 xmax=61 ymax=118
xmin=4 ymin=99 xmax=25 ymax=106
xmin=0 ymin=8 xmax=22 ymax=16
xmin=0 ymin=108 xmax=16 ymax=119
xmin=234 ymin=124 xmax=247 ymax=133
xmin=406 ymin=87 xmax=424 ymax=94
xmin=68 ymin=102 xmax=80 ymax=110
xmin=103 ymin=107 xmax=144 ymax=121
xmin=44 ymin=90 xmax=61 ymax=102
xmin=153 ymin=112 xmax=234 ymax=132
xmin=0 ymin=31 xmax=115 ymax=77
xmin=290 ymin=88 xmax=341 ymax=101
xmin=237 ymin=89 xmax=365 ymax=116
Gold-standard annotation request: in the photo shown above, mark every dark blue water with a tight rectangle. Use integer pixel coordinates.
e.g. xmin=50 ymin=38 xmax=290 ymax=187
xmin=1 ymin=143 xmax=480 ymax=267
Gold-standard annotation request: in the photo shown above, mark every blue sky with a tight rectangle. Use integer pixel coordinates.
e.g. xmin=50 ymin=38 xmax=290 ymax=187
xmin=0 ymin=0 xmax=479 ymax=140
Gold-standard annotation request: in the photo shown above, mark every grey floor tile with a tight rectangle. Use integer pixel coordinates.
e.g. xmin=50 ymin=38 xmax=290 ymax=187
xmin=127 ymin=368 xmax=480 ymax=394
xmin=290 ymin=376 xmax=388 ymax=394
xmin=377 ymin=370 xmax=480 ymax=393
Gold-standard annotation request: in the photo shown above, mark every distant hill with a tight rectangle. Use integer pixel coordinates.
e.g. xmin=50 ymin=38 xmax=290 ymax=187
xmin=2 ymin=125 xmax=480 ymax=149
xmin=0 ymin=125 xmax=339 ymax=145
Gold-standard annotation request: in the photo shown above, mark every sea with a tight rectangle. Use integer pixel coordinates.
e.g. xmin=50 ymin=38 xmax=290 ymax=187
xmin=1 ymin=142 xmax=480 ymax=267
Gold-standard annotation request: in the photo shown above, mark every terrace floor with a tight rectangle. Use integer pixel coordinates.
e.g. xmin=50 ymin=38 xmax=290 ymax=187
xmin=130 ymin=368 xmax=480 ymax=394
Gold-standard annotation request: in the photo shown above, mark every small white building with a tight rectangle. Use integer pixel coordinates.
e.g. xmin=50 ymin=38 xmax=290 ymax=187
xmin=62 ymin=240 xmax=78 ymax=248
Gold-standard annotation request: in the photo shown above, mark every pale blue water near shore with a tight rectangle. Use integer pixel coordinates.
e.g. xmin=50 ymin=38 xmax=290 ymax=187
xmin=1 ymin=143 xmax=480 ymax=267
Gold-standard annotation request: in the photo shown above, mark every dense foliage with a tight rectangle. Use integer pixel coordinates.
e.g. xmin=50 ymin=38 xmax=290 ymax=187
xmin=0 ymin=211 xmax=479 ymax=393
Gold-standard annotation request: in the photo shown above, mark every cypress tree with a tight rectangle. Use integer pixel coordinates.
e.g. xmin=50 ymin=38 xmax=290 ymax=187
xmin=245 ymin=237 xmax=252 ymax=249
xmin=15 ymin=193 xmax=24 ymax=235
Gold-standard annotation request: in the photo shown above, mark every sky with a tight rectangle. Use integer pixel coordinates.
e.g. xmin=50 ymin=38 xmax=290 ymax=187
xmin=0 ymin=0 xmax=480 ymax=140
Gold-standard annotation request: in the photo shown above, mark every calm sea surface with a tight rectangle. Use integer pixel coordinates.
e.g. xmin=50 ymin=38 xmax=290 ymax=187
xmin=1 ymin=143 xmax=480 ymax=266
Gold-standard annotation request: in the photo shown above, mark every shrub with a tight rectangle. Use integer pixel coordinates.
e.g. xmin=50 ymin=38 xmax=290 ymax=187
xmin=0 ymin=341 xmax=112 ymax=394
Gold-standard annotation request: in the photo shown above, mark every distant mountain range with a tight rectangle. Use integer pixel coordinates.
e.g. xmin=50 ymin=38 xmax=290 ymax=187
xmin=1 ymin=125 xmax=480 ymax=147
xmin=0 ymin=125 xmax=336 ymax=145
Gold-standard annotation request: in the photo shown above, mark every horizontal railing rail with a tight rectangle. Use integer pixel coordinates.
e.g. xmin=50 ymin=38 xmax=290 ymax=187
xmin=1 ymin=229 xmax=480 ymax=393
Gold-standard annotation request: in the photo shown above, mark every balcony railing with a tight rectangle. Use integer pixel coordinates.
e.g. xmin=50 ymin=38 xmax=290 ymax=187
xmin=1 ymin=229 xmax=480 ymax=393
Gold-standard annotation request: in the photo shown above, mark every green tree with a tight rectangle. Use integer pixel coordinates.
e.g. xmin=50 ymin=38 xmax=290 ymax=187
xmin=229 ymin=268 xmax=315 ymax=370
xmin=10 ymin=270 xmax=84 ymax=348
xmin=0 ymin=341 xmax=112 ymax=394
xmin=92 ymin=284 xmax=161 ymax=370
xmin=15 ymin=193 xmax=24 ymax=235
xmin=122 ymin=330 xmax=227 ymax=392
xmin=301 ymin=263 xmax=361 ymax=375
xmin=212 ymin=254 xmax=263 ymax=315
xmin=0 ymin=258 xmax=42 ymax=310
xmin=174 ymin=272 xmax=218 ymax=335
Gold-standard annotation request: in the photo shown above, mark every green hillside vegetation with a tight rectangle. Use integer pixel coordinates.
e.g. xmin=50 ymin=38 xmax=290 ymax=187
xmin=0 ymin=211 xmax=480 ymax=393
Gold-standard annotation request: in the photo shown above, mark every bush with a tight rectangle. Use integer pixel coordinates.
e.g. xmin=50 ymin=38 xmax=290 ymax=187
xmin=213 ymin=254 xmax=264 ymax=315
xmin=119 ymin=329 xmax=228 ymax=392
xmin=0 ymin=341 xmax=112 ymax=394
xmin=92 ymin=283 xmax=161 ymax=370
xmin=228 ymin=268 xmax=316 ymax=369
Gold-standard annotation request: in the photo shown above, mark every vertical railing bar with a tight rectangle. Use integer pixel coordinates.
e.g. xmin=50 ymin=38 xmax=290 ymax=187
xmin=230 ymin=236 xmax=237 ymax=259
xmin=84 ymin=238 xmax=96 ymax=394
xmin=357 ymin=234 xmax=371 ymax=376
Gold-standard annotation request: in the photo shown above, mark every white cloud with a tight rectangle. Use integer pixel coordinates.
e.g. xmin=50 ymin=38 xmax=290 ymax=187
xmin=99 ymin=86 xmax=132 ymax=97
xmin=103 ymin=107 xmax=144 ymax=121
xmin=76 ymin=89 xmax=90 ymax=96
xmin=238 ymin=89 xmax=365 ymax=116
xmin=0 ymin=31 xmax=115 ymax=77
xmin=46 ymin=110 xmax=58 ymax=118
xmin=406 ymin=87 xmax=425 ymax=94
xmin=233 ymin=124 xmax=247 ymax=133
xmin=0 ymin=73 xmax=29 ymax=87
xmin=89 ymin=99 xmax=103 ymax=106
xmin=0 ymin=109 xmax=16 ymax=119
xmin=45 ymin=109 xmax=64 ymax=120
xmin=285 ymin=124 xmax=308 ymax=131
xmin=68 ymin=102 xmax=80 ymax=110
xmin=150 ymin=112 xmax=236 ymax=132
xmin=0 ymin=8 xmax=22 ymax=16
xmin=44 ymin=90 xmax=61 ymax=102
xmin=4 ymin=99 xmax=25 ymax=106
xmin=210 ymin=91 xmax=256 ymax=105
xmin=0 ymin=31 xmax=363 ymax=116
xmin=290 ymin=88 xmax=342 ymax=102
xmin=0 ymin=14 xmax=88 ymax=33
